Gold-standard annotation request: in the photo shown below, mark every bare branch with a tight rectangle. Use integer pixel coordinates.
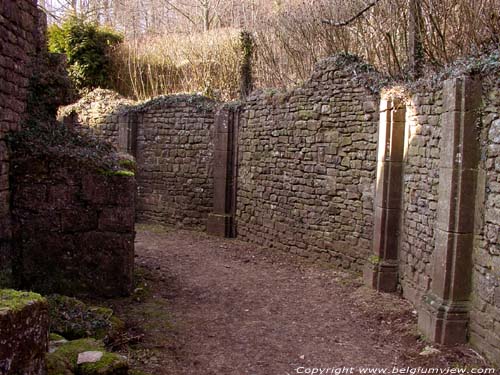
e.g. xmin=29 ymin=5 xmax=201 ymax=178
xmin=322 ymin=0 xmax=380 ymax=27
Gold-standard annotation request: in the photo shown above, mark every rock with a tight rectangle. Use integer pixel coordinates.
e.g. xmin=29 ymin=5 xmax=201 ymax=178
xmin=77 ymin=351 xmax=104 ymax=364
xmin=419 ymin=346 xmax=440 ymax=356
xmin=47 ymin=338 xmax=128 ymax=375
xmin=0 ymin=289 xmax=49 ymax=375
xmin=47 ymin=338 xmax=104 ymax=374
xmin=77 ymin=352 xmax=128 ymax=375
xmin=47 ymin=295 xmax=124 ymax=340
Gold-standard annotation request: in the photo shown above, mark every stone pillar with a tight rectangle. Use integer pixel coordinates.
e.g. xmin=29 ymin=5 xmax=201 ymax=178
xmin=364 ymin=98 xmax=406 ymax=292
xmin=118 ymin=112 xmax=138 ymax=157
xmin=418 ymin=76 xmax=481 ymax=345
xmin=207 ymin=105 xmax=240 ymax=237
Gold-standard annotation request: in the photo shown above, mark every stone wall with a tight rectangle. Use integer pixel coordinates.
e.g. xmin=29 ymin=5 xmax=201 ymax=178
xmin=63 ymin=93 xmax=218 ymax=229
xmin=235 ymin=56 xmax=380 ymax=270
xmin=134 ymin=96 xmax=217 ymax=228
xmin=0 ymin=0 xmax=39 ymax=285
xmin=58 ymin=89 xmax=134 ymax=149
xmin=10 ymin=156 xmax=135 ymax=297
xmin=469 ymin=81 xmax=500 ymax=364
xmin=398 ymin=90 xmax=442 ymax=305
xmin=57 ymin=54 xmax=500 ymax=366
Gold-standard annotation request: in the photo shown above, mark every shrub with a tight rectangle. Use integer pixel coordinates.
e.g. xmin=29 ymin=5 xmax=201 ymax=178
xmin=48 ymin=16 xmax=123 ymax=92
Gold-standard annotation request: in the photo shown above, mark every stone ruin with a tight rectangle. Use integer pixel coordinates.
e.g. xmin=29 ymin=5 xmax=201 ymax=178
xmin=0 ymin=0 xmax=499 ymax=372
xmin=1 ymin=1 xmax=135 ymax=373
xmin=62 ymin=56 xmax=500 ymax=366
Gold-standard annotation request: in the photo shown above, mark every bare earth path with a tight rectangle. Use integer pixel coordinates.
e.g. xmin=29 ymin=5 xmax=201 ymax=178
xmin=112 ymin=226 xmax=489 ymax=375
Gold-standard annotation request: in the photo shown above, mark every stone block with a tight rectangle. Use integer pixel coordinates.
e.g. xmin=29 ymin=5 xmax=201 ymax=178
xmin=98 ymin=207 xmax=135 ymax=232
xmin=432 ymin=229 xmax=473 ymax=302
xmin=436 ymin=168 xmax=477 ymax=234
xmin=418 ymin=293 xmax=469 ymax=345
xmin=207 ymin=213 xmax=234 ymax=238
xmin=377 ymin=119 xmax=405 ymax=162
xmin=372 ymin=206 xmax=401 ymax=260
xmin=443 ymin=76 xmax=482 ymax=113
xmin=374 ymin=161 xmax=403 ymax=209
xmin=0 ymin=289 xmax=49 ymax=375
xmin=439 ymin=111 xmax=479 ymax=169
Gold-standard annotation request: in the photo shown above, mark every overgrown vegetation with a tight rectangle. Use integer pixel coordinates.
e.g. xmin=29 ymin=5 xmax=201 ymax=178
xmin=109 ymin=28 xmax=242 ymax=101
xmin=48 ymin=16 xmax=123 ymax=93
xmin=44 ymin=0 xmax=500 ymax=100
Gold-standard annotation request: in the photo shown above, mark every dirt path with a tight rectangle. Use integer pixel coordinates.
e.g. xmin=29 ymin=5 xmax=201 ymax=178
xmin=111 ymin=226 xmax=489 ymax=375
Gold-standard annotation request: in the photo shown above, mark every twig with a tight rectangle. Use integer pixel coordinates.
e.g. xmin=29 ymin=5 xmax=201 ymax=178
xmin=322 ymin=0 xmax=380 ymax=27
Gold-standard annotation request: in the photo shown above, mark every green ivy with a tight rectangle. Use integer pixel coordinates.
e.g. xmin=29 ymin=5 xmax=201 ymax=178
xmin=48 ymin=16 xmax=123 ymax=92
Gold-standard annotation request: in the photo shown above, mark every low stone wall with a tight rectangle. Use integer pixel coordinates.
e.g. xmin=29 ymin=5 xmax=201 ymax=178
xmin=236 ymin=56 xmax=381 ymax=270
xmin=11 ymin=156 xmax=135 ymax=297
xmin=58 ymin=89 xmax=134 ymax=149
xmin=0 ymin=289 xmax=49 ymax=375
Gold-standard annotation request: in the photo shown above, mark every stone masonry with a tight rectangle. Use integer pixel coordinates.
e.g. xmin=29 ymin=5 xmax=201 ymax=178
xmin=469 ymin=79 xmax=500 ymax=364
xmin=0 ymin=0 xmax=40 ymax=285
xmin=398 ymin=89 xmax=442 ymax=306
xmin=236 ymin=56 xmax=380 ymax=270
xmin=11 ymin=156 xmax=136 ymax=297
xmin=61 ymin=55 xmax=500 ymax=366
xmin=62 ymin=93 xmax=218 ymax=229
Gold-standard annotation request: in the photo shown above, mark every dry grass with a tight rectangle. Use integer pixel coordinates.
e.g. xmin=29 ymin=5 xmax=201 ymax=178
xmin=109 ymin=28 xmax=242 ymax=101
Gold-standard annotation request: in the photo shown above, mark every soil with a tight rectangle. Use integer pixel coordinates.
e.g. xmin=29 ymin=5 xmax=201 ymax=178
xmin=105 ymin=225 xmax=493 ymax=375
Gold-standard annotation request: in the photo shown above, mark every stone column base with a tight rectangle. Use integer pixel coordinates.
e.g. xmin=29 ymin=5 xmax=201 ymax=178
xmin=418 ymin=293 xmax=469 ymax=345
xmin=207 ymin=213 xmax=234 ymax=238
xmin=363 ymin=260 xmax=398 ymax=292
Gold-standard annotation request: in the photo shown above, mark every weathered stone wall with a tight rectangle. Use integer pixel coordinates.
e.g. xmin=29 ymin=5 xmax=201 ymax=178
xmin=11 ymin=156 xmax=135 ymax=297
xmin=398 ymin=90 xmax=442 ymax=305
xmin=58 ymin=89 xmax=134 ymax=149
xmin=61 ymin=92 xmax=218 ymax=229
xmin=236 ymin=56 xmax=381 ymax=270
xmin=0 ymin=0 xmax=39 ymax=285
xmin=134 ymin=96 xmax=217 ymax=228
xmin=470 ymin=81 xmax=500 ymax=365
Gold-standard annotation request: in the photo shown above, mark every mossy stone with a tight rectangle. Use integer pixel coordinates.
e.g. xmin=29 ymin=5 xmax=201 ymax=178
xmin=47 ymin=338 xmax=104 ymax=375
xmin=48 ymin=295 xmax=124 ymax=340
xmin=77 ymin=352 xmax=128 ymax=375
xmin=0 ymin=289 xmax=45 ymax=312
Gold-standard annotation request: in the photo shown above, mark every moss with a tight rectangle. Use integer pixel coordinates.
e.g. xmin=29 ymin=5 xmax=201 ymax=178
xmin=47 ymin=338 xmax=104 ymax=374
xmin=98 ymin=168 xmax=135 ymax=177
xmin=117 ymin=159 xmax=136 ymax=171
xmin=0 ymin=289 xmax=45 ymax=312
xmin=48 ymin=295 xmax=124 ymax=340
xmin=368 ymin=255 xmax=381 ymax=265
xmin=50 ymin=333 xmax=67 ymax=341
xmin=77 ymin=352 xmax=128 ymax=374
